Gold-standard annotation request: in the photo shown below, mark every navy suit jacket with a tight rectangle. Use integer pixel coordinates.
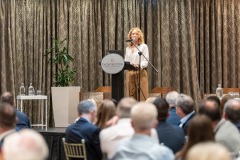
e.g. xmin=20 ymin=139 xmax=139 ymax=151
xmin=156 ymin=121 xmax=185 ymax=153
xmin=181 ymin=112 xmax=196 ymax=135
xmin=166 ymin=107 xmax=181 ymax=126
xmin=66 ymin=118 xmax=102 ymax=160
xmin=16 ymin=110 xmax=31 ymax=131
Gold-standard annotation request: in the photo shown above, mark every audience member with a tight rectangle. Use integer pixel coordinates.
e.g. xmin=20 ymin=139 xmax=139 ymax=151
xmin=112 ymin=102 xmax=174 ymax=160
xmin=0 ymin=102 xmax=17 ymax=149
xmin=199 ymin=100 xmax=240 ymax=153
xmin=153 ymin=97 xmax=185 ymax=153
xmin=176 ymin=94 xmax=195 ymax=135
xmin=65 ymin=100 xmax=102 ymax=160
xmin=95 ymin=99 xmax=116 ymax=129
xmin=175 ymin=115 xmax=214 ymax=160
xmin=0 ymin=92 xmax=31 ymax=130
xmin=145 ymin=97 xmax=157 ymax=103
xmin=224 ymin=99 xmax=240 ymax=131
xmin=166 ymin=91 xmax=181 ymax=126
xmin=2 ymin=129 xmax=48 ymax=160
xmin=100 ymin=97 xmax=159 ymax=159
xmin=186 ymin=142 xmax=231 ymax=160
xmin=206 ymin=96 xmax=221 ymax=107
xmin=221 ymin=95 xmax=229 ymax=114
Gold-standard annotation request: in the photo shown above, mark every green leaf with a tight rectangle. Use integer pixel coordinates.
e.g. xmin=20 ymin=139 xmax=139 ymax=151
xmin=46 ymin=37 xmax=76 ymax=87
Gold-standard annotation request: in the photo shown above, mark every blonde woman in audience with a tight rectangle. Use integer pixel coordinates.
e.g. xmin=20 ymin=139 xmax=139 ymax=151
xmin=145 ymin=97 xmax=157 ymax=103
xmin=95 ymin=99 xmax=116 ymax=129
xmin=2 ymin=129 xmax=48 ymax=160
xmin=186 ymin=142 xmax=231 ymax=160
xmin=175 ymin=115 xmax=214 ymax=160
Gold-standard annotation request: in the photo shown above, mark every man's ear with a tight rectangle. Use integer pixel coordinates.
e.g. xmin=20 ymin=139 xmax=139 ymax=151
xmin=223 ymin=112 xmax=228 ymax=119
xmin=153 ymin=119 xmax=158 ymax=128
xmin=15 ymin=117 xmax=18 ymax=123
xmin=131 ymin=120 xmax=134 ymax=128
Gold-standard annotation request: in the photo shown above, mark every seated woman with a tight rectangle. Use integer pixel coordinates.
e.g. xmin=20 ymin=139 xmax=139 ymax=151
xmin=175 ymin=114 xmax=215 ymax=160
xmin=95 ymin=99 xmax=116 ymax=129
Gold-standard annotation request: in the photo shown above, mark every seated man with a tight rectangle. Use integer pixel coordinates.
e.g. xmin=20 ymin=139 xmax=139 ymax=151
xmin=199 ymin=99 xmax=240 ymax=153
xmin=166 ymin=91 xmax=181 ymax=126
xmin=0 ymin=102 xmax=17 ymax=149
xmin=153 ymin=97 xmax=185 ymax=153
xmin=0 ymin=92 xmax=31 ymax=130
xmin=224 ymin=99 xmax=240 ymax=131
xmin=65 ymin=100 xmax=102 ymax=160
xmin=2 ymin=129 xmax=48 ymax=160
xmin=112 ymin=102 xmax=174 ymax=160
xmin=100 ymin=97 xmax=159 ymax=159
xmin=176 ymin=94 xmax=196 ymax=135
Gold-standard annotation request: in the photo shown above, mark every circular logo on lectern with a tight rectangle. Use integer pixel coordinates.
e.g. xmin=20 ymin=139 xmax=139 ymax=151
xmin=101 ymin=54 xmax=124 ymax=74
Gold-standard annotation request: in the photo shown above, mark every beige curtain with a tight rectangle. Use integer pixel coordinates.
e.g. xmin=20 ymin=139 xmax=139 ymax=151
xmin=194 ymin=0 xmax=240 ymax=94
xmin=1 ymin=0 xmax=200 ymax=127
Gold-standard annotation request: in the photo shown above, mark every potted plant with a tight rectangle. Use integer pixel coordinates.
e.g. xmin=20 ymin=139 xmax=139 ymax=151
xmin=47 ymin=38 xmax=75 ymax=86
xmin=47 ymin=38 xmax=80 ymax=127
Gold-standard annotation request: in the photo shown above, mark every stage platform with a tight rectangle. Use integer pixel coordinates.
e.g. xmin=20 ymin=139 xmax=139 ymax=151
xmin=34 ymin=127 xmax=66 ymax=160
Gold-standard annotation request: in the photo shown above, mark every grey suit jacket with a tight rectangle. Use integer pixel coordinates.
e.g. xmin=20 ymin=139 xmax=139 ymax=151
xmin=214 ymin=119 xmax=240 ymax=153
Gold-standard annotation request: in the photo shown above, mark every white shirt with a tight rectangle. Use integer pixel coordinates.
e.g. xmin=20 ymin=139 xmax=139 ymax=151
xmin=0 ymin=129 xmax=15 ymax=141
xmin=100 ymin=118 xmax=158 ymax=159
xmin=179 ymin=111 xmax=195 ymax=127
xmin=125 ymin=44 xmax=149 ymax=69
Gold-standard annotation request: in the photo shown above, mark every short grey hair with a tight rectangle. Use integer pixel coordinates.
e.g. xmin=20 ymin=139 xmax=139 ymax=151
xmin=224 ymin=99 xmax=240 ymax=123
xmin=117 ymin=97 xmax=137 ymax=118
xmin=177 ymin=94 xmax=194 ymax=115
xmin=77 ymin=100 xmax=96 ymax=115
xmin=166 ymin=91 xmax=179 ymax=106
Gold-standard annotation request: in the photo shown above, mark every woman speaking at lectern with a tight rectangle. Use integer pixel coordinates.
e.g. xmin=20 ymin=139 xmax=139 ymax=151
xmin=125 ymin=27 xmax=149 ymax=101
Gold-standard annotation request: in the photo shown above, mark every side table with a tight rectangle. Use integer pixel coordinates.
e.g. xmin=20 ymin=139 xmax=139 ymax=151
xmin=16 ymin=95 xmax=48 ymax=129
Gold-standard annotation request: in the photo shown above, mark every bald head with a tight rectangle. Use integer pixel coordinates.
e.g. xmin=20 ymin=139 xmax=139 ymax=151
xmin=0 ymin=103 xmax=16 ymax=130
xmin=131 ymin=102 xmax=157 ymax=130
xmin=1 ymin=92 xmax=14 ymax=106
xmin=224 ymin=99 xmax=240 ymax=123
xmin=199 ymin=100 xmax=221 ymax=122
xmin=117 ymin=97 xmax=137 ymax=118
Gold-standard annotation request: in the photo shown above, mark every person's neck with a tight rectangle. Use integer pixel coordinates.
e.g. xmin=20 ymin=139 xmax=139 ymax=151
xmin=134 ymin=129 xmax=151 ymax=136
xmin=132 ymin=40 xmax=139 ymax=46
xmin=212 ymin=119 xmax=221 ymax=128
xmin=80 ymin=114 xmax=92 ymax=123
xmin=0 ymin=127 xmax=14 ymax=134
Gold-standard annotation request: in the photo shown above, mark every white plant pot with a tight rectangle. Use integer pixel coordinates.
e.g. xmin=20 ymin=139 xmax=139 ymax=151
xmin=51 ymin=86 xmax=80 ymax=127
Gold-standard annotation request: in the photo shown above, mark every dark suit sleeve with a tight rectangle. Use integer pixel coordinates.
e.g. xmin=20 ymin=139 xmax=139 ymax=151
xmin=27 ymin=117 xmax=31 ymax=128
xmin=91 ymin=128 xmax=102 ymax=160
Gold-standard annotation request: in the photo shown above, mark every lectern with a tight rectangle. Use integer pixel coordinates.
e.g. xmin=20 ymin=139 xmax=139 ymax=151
xmin=101 ymin=50 xmax=135 ymax=102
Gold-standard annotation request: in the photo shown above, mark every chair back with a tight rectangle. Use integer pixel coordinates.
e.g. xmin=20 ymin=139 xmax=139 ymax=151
xmin=62 ymin=137 xmax=87 ymax=160
xmin=150 ymin=87 xmax=174 ymax=98
xmin=222 ymin=88 xmax=240 ymax=94
xmin=95 ymin=86 xmax=112 ymax=93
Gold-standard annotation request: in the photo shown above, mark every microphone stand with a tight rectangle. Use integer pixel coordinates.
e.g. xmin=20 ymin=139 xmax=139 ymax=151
xmin=131 ymin=42 xmax=159 ymax=101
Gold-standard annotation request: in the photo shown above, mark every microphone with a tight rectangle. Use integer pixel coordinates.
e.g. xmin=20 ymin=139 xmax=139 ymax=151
xmin=126 ymin=38 xmax=135 ymax=42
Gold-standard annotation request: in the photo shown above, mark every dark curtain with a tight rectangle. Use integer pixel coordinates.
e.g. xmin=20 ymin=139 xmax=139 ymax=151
xmin=194 ymin=0 xmax=240 ymax=94
xmin=2 ymin=0 xmax=238 ymax=126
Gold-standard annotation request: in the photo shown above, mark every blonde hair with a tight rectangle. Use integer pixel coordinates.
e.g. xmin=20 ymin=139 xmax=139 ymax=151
xmin=186 ymin=142 xmax=231 ymax=160
xmin=145 ymin=97 xmax=157 ymax=104
xmin=131 ymin=102 xmax=157 ymax=130
xmin=95 ymin=99 xmax=116 ymax=129
xmin=127 ymin=27 xmax=144 ymax=46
